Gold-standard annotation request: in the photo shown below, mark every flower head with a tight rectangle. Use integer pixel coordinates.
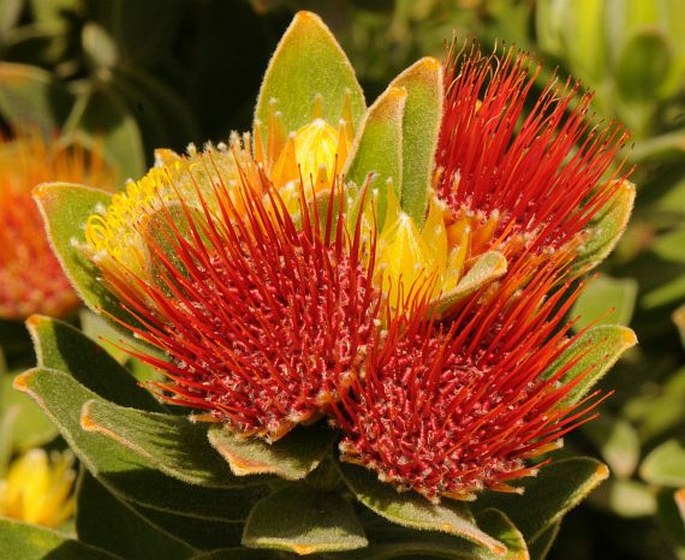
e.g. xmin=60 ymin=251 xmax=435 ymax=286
xmin=435 ymin=44 xmax=632 ymax=272
xmin=0 ymin=449 xmax=76 ymax=527
xmin=0 ymin=134 xmax=114 ymax=319
xmin=88 ymin=143 xmax=381 ymax=442
xmin=76 ymin=27 xmax=635 ymax=502
xmin=332 ymin=258 xmax=602 ymax=502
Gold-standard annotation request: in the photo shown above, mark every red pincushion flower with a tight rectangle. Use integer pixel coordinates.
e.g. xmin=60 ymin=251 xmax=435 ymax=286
xmin=436 ymin=44 xmax=631 ymax=268
xmin=333 ymin=258 xmax=604 ymax=502
xmin=99 ymin=148 xmax=382 ymax=441
xmin=328 ymin=44 xmax=636 ymax=502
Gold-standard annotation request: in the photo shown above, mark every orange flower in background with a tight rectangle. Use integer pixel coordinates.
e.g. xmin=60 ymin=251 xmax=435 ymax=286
xmin=0 ymin=134 xmax=115 ymax=319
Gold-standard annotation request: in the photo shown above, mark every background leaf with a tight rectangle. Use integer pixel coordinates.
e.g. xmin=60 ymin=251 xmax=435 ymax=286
xmin=0 ymin=517 xmax=123 ymax=560
xmin=0 ymin=62 xmax=72 ymax=133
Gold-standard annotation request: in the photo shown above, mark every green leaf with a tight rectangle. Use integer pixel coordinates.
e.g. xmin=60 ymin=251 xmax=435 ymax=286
xmin=208 ymin=423 xmax=336 ymax=480
xmin=80 ymin=398 xmax=256 ymax=489
xmin=0 ymin=517 xmax=122 ymax=560
xmin=475 ymin=457 xmax=609 ymax=541
xmin=0 ymin=62 xmax=72 ymax=134
xmin=13 ymin=367 xmax=260 ymax=520
xmin=127 ymin=504 xmax=244 ymax=552
xmin=0 ymin=368 xmax=58 ymax=457
xmin=63 ymin=85 xmax=145 ymax=180
xmin=76 ymin=471 xmax=197 ymax=559
xmin=337 ymin=462 xmax=507 ymax=555
xmin=334 ymin=509 xmax=525 ymax=559
xmin=344 ymin=85 xmax=406 ymax=228
xmin=242 ymin=484 xmax=368 ymax=554
xmin=389 ymin=57 xmax=443 ymax=226
xmin=526 ymin=521 xmax=560 ymax=560
xmin=82 ymin=22 xmax=119 ymax=69
xmin=616 ymin=31 xmax=672 ymax=102
xmin=544 ymin=324 xmax=637 ymax=407
xmin=33 ymin=182 xmax=135 ymax=327
xmin=656 ymin=488 xmax=685 ymax=552
xmin=640 ymin=439 xmax=685 ymax=487
xmin=26 ymin=314 xmax=161 ymax=411
xmin=0 ymin=0 xmax=24 ymax=39
xmin=589 ymin=477 xmax=657 ymax=517
xmin=574 ymin=179 xmax=635 ymax=274
xmin=435 ymin=251 xmax=508 ymax=318
xmin=254 ymin=11 xmax=365 ymax=137
xmin=572 ymin=274 xmax=638 ymax=331
xmin=582 ymin=414 xmax=640 ymax=478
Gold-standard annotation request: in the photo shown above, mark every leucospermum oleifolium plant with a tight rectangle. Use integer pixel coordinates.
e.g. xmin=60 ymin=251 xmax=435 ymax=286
xmin=5 ymin=11 xmax=638 ymax=559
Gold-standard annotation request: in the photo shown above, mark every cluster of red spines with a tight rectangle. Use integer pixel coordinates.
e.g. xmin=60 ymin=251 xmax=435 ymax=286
xmin=332 ymin=258 xmax=604 ymax=501
xmin=436 ymin=44 xmax=629 ymax=261
xmin=106 ymin=167 xmax=381 ymax=441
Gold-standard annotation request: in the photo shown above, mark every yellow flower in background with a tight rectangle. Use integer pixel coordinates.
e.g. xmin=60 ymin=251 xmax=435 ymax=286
xmin=0 ymin=449 xmax=76 ymax=527
xmin=0 ymin=134 xmax=116 ymax=319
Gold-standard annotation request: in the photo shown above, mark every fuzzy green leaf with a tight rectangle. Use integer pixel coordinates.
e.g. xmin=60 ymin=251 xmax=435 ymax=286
xmin=0 ymin=518 xmax=122 ymax=560
xmin=338 ymin=462 xmax=507 ymax=555
xmin=616 ymin=31 xmax=672 ymax=101
xmin=572 ymin=274 xmax=638 ymax=331
xmin=254 ymin=11 xmax=365 ymax=138
xmin=0 ymin=368 xmax=58 ymax=458
xmin=526 ymin=521 xmax=560 ymax=560
xmin=475 ymin=457 xmax=609 ymax=541
xmin=13 ymin=367 xmax=259 ymax=520
xmin=242 ymin=484 xmax=368 ymax=554
xmin=127 ymin=504 xmax=244 ymax=552
xmin=208 ymin=423 xmax=335 ymax=480
xmin=435 ymin=251 xmax=508 ymax=317
xmin=0 ymin=62 xmax=72 ymax=134
xmin=80 ymin=398 xmax=254 ymax=489
xmin=33 ymin=182 xmax=135 ymax=326
xmin=389 ymin=57 xmax=443 ymax=226
xmin=334 ymin=509 xmax=525 ymax=559
xmin=63 ymin=85 xmax=145 ymax=180
xmin=76 ymin=471 xmax=197 ymax=559
xmin=27 ymin=314 xmax=160 ymax=410
xmin=344 ymin=85 xmax=406 ymax=228
xmin=640 ymin=439 xmax=685 ymax=487
xmin=574 ymin=179 xmax=635 ymax=274
xmin=544 ymin=324 xmax=637 ymax=407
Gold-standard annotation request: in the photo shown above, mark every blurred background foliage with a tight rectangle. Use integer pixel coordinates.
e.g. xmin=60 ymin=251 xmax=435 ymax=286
xmin=0 ymin=0 xmax=683 ymax=559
